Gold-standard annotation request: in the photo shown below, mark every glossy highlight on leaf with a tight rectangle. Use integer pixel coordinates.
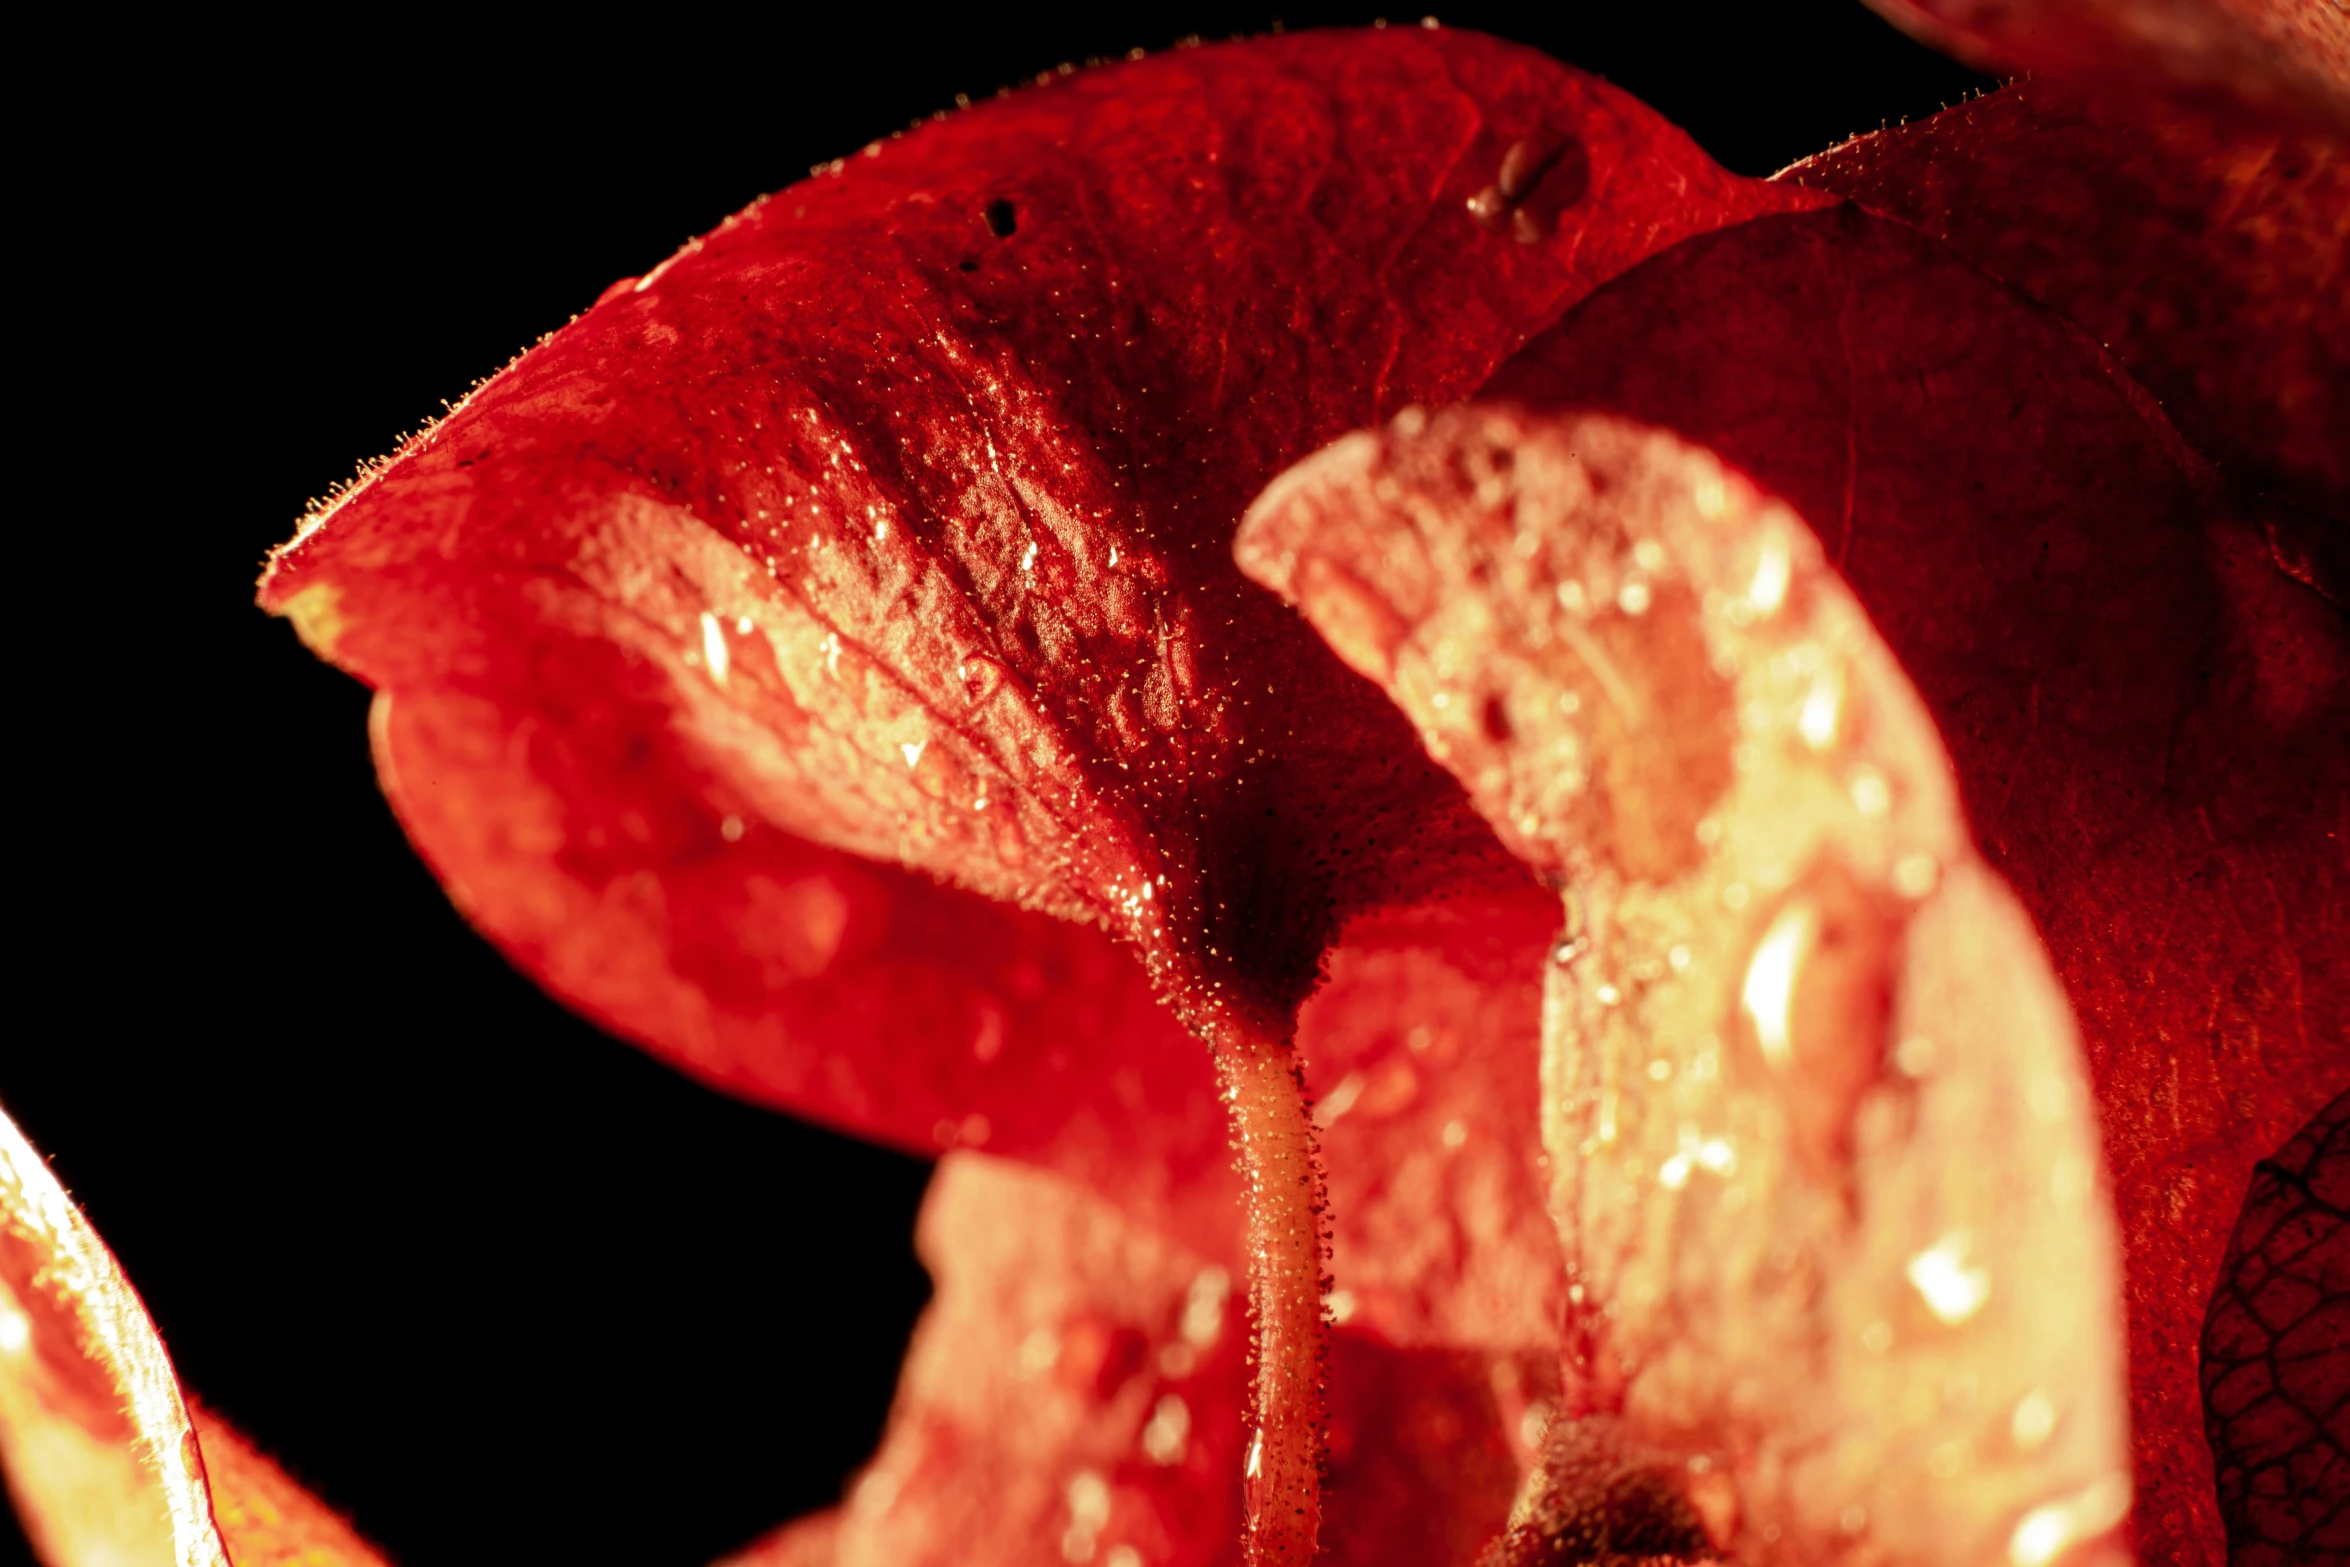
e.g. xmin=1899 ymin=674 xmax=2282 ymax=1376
xmin=1480 ymin=202 xmax=2347 ymax=1565
xmin=257 ymin=28 xmax=1818 ymax=1567
xmin=1242 ymin=407 xmax=2132 ymax=1566
xmin=10 ymin=14 xmax=2341 ymax=1567
xmin=260 ymin=23 xmax=1811 ymax=1247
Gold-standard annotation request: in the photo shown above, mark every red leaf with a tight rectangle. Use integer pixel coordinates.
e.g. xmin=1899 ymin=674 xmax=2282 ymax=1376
xmin=257 ymin=30 xmax=1820 ymax=1563
xmin=1784 ymin=79 xmax=2348 ymax=583
xmin=2198 ymin=1089 xmax=2350 ymax=1565
xmin=259 ymin=28 xmax=1808 ymax=1255
xmin=1477 ymin=202 xmax=2347 ymax=1566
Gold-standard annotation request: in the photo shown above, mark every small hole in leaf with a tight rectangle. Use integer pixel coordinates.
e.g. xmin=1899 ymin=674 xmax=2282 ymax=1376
xmin=958 ymin=257 xmax=980 ymax=272
xmin=1483 ymin=695 xmax=1513 ymax=742
xmin=985 ymin=199 xmax=1017 ymax=237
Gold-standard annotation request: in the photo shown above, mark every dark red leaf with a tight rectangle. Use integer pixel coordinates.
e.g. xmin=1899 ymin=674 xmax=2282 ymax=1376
xmin=1783 ymin=79 xmax=2349 ymax=565
xmin=2199 ymin=1089 xmax=2349 ymax=1566
xmin=1476 ymin=201 xmax=2347 ymax=1565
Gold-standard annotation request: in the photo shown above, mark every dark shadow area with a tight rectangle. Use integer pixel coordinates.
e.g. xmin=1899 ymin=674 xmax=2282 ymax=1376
xmin=13 ymin=6 xmax=1985 ymax=1563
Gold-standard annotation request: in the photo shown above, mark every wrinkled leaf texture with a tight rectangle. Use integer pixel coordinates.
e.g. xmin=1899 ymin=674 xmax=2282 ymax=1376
xmin=262 ymin=26 xmax=1811 ymax=1292
xmin=243 ymin=22 xmax=2345 ymax=1567
xmin=1481 ymin=201 xmax=2345 ymax=1564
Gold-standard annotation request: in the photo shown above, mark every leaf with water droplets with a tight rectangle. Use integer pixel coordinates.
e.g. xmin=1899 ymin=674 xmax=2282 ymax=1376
xmin=1242 ymin=406 xmax=2135 ymax=1566
xmin=253 ymin=27 xmax=1816 ymax=1567
xmin=1463 ymin=203 xmax=2344 ymax=1564
xmin=259 ymin=26 xmax=1808 ymax=1252
xmin=719 ymin=1151 xmax=1546 ymax=1567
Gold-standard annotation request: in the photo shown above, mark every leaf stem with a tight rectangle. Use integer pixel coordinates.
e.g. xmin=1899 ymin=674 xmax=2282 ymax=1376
xmin=1209 ymin=1016 xmax=1329 ymax=1567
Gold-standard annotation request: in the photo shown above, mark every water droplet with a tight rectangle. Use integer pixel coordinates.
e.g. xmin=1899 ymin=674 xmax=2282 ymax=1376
xmin=1441 ymin=1118 xmax=1468 ymax=1150
xmin=1518 ymin=1400 xmax=1553 ymax=1450
xmin=1722 ymin=881 xmax=1751 ymax=910
xmin=1693 ymin=473 xmax=1728 ymax=519
xmin=1906 ymin=1230 xmax=1992 ymax=1324
xmin=902 ymin=740 xmax=927 ymax=768
xmin=698 ymin=611 xmax=730 ymax=684
xmin=719 ymin=814 xmax=746 ymax=842
xmin=2006 ymin=1475 xmax=2130 ymax=1567
xmin=1181 ymin=1267 xmax=1229 ymax=1347
xmin=1850 ymin=768 xmax=1891 ymax=817
xmin=1062 ymin=1468 xmax=1111 ymax=1562
xmin=1861 ymin=1319 xmax=1895 ymax=1353
xmin=1647 ymin=1058 xmax=1673 ymax=1082
xmin=2011 ymin=1390 xmax=2056 ymax=1450
xmin=1747 ymin=533 xmax=1791 ymax=615
xmin=1550 ymin=935 xmax=1590 ymax=966
xmin=1894 ymin=1035 xmax=1938 ymax=1077
xmin=1742 ymin=904 xmax=1811 ymax=1070
xmin=1315 ymin=1070 xmax=1366 ymax=1126
xmin=1326 ymin=1287 xmax=1357 ymax=1325
xmin=1892 ymin=852 xmax=1939 ymax=899
xmin=1799 ymin=666 xmax=1843 ymax=749
xmin=1617 ymin=578 xmax=1652 ymax=615
xmin=1019 ymin=1326 xmax=1061 ymax=1376
xmin=1141 ymin=1394 xmax=1192 ymax=1465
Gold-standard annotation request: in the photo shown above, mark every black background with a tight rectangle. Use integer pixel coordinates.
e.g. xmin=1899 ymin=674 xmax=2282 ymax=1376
xmin=12 ymin=6 xmax=1986 ymax=1563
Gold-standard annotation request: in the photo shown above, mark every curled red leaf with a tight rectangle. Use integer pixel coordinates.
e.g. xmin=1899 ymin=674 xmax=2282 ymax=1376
xmin=1242 ymin=407 xmax=2132 ymax=1566
xmin=256 ymin=30 xmax=1818 ymax=1566
xmin=1474 ymin=201 xmax=2346 ymax=1565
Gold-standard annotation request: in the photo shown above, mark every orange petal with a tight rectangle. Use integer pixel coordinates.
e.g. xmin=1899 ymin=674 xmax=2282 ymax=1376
xmin=1 ymin=1104 xmax=224 ymax=1566
xmin=1242 ymin=408 xmax=2134 ymax=1566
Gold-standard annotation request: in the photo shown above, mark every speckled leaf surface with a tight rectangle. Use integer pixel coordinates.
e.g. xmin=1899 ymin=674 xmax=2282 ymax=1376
xmin=1476 ymin=203 xmax=2346 ymax=1565
xmin=1242 ymin=408 xmax=2133 ymax=1566
xmin=259 ymin=28 xmax=1812 ymax=1264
